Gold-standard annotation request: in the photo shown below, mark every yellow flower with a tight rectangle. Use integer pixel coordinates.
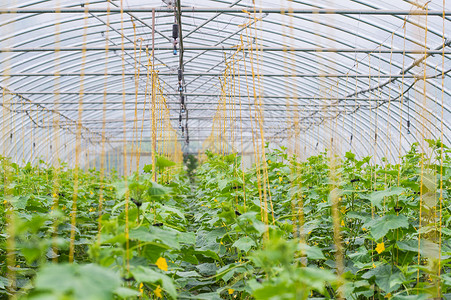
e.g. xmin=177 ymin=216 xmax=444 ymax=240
xmin=341 ymin=220 xmax=345 ymax=226
xmin=220 ymin=241 xmax=224 ymax=245
xmin=214 ymin=199 xmax=218 ymax=202
xmin=372 ymin=262 xmax=376 ymax=268
xmin=279 ymin=177 xmax=283 ymax=183
xmin=139 ymin=283 xmax=144 ymax=294
xmin=62 ymin=205 xmax=66 ymax=210
xmin=268 ymin=160 xmax=271 ymax=164
xmin=90 ymin=191 xmax=94 ymax=195
xmin=156 ymin=257 xmax=168 ymax=271
xmin=362 ymin=227 xmax=367 ymax=231
xmin=89 ymin=208 xmax=93 ymax=212
xmin=228 ymin=288 xmax=235 ymax=295
xmin=385 ymin=292 xmax=392 ymax=298
xmin=376 ymin=242 xmax=385 ymax=254
xmin=16 ymin=265 xmax=20 ymax=268
xmin=3 ymin=200 xmax=7 ymax=205
xmin=154 ymin=285 xmax=162 ymax=298
xmin=277 ymin=172 xmax=280 ymax=175
xmin=52 ymin=193 xmax=57 ymax=198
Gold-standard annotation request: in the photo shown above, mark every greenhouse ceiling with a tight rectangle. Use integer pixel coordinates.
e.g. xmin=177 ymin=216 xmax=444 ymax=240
xmin=0 ymin=0 xmax=450 ymax=165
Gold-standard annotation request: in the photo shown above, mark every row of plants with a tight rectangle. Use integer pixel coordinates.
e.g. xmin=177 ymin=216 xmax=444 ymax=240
xmin=1 ymin=140 xmax=450 ymax=299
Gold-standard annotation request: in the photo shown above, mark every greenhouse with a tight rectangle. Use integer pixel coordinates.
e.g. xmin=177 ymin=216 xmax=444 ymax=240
xmin=0 ymin=0 xmax=450 ymax=299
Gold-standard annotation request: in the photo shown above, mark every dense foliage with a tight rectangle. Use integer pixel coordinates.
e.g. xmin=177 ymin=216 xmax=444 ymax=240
xmin=1 ymin=140 xmax=450 ymax=299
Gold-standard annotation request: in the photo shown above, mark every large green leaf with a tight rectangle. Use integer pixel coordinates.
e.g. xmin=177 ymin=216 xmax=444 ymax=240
xmin=232 ymin=236 xmax=256 ymax=252
xmin=10 ymin=195 xmax=29 ymax=210
xmin=362 ymin=264 xmax=405 ymax=293
xmin=129 ymin=227 xmax=180 ymax=249
xmin=156 ymin=156 xmax=176 ymax=169
xmin=301 ymin=244 xmax=326 ymax=260
xmin=364 ymin=214 xmax=409 ymax=240
xmin=396 ymin=239 xmax=448 ymax=259
xmin=148 ymin=181 xmax=170 ymax=198
xmin=33 ymin=263 xmax=121 ymax=300
xmin=363 ymin=187 xmax=405 ymax=209
xmin=422 ymin=192 xmax=438 ymax=208
xmin=421 ymin=172 xmax=437 ymax=192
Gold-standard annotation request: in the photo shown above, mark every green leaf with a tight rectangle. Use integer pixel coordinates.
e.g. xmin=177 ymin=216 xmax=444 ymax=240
xmin=196 ymin=263 xmax=218 ymax=276
xmin=217 ymin=178 xmax=229 ymax=191
xmin=173 ymin=271 xmax=201 ymax=278
xmin=131 ymin=266 xmax=177 ymax=299
xmin=345 ymin=152 xmax=355 ymax=160
xmin=422 ymin=192 xmax=438 ymax=208
xmin=233 ymin=236 xmax=256 ymax=252
xmin=364 ymin=214 xmax=409 ymax=240
xmin=0 ymin=276 xmax=7 ymax=289
xmin=143 ymin=164 xmax=153 ymax=174
xmin=391 ymin=295 xmax=429 ymax=300
xmin=114 ymin=287 xmax=141 ymax=298
xmin=34 ymin=263 xmax=121 ymax=300
xmin=346 ymin=211 xmax=372 ymax=222
xmin=363 ymin=187 xmax=405 ymax=209
xmin=216 ymin=264 xmax=248 ymax=282
xmin=397 ymin=239 xmax=443 ymax=259
xmin=300 ymin=244 xmax=326 ymax=260
xmin=129 ymin=227 xmax=180 ymax=249
xmin=190 ymin=292 xmax=222 ymax=300
xmin=11 ymin=195 xmax=29 ymax=210
xmin=362 ymin=264 xmax=405 ymax=293
xmin=178 ymin=232 xmax=196 ymax=245
xmin=422 ymin=173 xmax=437 ymax=192
xmin=194 ymin=249 xmax=220 ymax=260
xmin=156 ymin=156 xmax=176 ymax=169
xmin=113 ymin=180 xmax=128 ymax=199
xmin=148 ymin=181 xmax=170 ymax=198
xmin=159 ymin=205 xmax=186 ymax=221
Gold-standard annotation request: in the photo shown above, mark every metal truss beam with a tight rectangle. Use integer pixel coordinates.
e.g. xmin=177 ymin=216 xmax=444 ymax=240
xmin=1 ymin=46 xmax=449 ymax=54
xmin=3 ymin=91 xmax=402 ymax=101
xmin=3 ymin=73 xmax=433 ymax=78
xmin=9 ymin=101 xmax=371 ymax=107
xmin=1 ymin=8 xmax=450 ymax=15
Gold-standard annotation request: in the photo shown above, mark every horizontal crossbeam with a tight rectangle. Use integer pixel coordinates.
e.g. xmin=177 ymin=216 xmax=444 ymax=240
xmin=2 ymin=73 xmax=431 ymax=78
xmin=1 ymin=8 xmax=450 ymax=15
xmin=1 ymin=47 xmax=449 ymax=54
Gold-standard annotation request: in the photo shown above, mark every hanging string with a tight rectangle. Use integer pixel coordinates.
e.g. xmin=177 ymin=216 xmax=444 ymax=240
xmin=68 ymin=1 xmax=90 ymax=264
xmin=119 ymin=0 xmax=131 ymax=274
xmin=437 ymin=1 xmax=446 ymax=295
xmin=97 ymin=0 xmax=111 ymax=242
xmin=50 ymin=0 xmax=62 ymax=262
xmin=417 ymin=5 xmax=429 ymax=287
xmin=397 ymin=17 xmax=407 ymax=187
xmin=130 ymin=19 xmax=141 ymax=174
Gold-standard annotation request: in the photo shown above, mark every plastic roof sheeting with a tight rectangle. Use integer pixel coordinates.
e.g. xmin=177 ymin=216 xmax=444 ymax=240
xmin=0 ymin=0 xmax=450 ymax=166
